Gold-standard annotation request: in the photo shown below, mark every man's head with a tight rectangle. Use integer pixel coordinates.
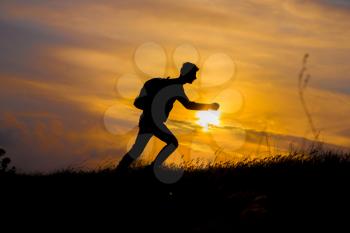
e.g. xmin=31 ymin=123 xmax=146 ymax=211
xmin=179 ymin=62 xmax=199 ymax=84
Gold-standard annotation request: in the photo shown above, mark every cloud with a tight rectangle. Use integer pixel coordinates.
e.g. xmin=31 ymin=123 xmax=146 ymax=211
xmin=0 ymin=75 xmax=136 ymax=172
xmin=0 ymin=0 xmax=350 ymax=171
xmin=169 ymin=118 xmax=350 ymax=157
xmin=0 ymin=111 xmax=126 ymax=172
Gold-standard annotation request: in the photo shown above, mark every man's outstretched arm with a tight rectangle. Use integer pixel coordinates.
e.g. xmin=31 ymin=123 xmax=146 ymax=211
xmin=178 ymin=97 xmax=219 ymax=111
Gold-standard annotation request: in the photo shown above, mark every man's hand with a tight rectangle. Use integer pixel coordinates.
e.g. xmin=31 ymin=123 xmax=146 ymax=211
xmin=209 ymin=102 xmax=220 ymax=110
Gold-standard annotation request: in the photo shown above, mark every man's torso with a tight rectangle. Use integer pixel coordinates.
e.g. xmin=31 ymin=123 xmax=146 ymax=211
xmin=139 ymin=78 xmax=187 ymax=126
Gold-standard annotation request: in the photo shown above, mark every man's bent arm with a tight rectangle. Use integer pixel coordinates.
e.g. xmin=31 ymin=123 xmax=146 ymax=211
xmin=178 ymin=97 xmax=211 ymax=110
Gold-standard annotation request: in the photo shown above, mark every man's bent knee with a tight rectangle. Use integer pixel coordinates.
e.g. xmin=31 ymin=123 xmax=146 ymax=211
xmin=167 ymin=137 xmax=178 ymax=148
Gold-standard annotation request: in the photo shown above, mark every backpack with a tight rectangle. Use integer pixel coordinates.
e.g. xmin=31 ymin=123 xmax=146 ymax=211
xmin=133 ymin=77 xmax=171 ymax=110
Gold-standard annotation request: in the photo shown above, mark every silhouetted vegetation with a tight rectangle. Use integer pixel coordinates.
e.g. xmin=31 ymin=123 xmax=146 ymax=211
xmin=298 ymin=53 xmax=320 ymax=140
xmin=2 ymin=150 xmax=350 ymax=231
xmin=0 ymin=148 xmax=16 ymax=174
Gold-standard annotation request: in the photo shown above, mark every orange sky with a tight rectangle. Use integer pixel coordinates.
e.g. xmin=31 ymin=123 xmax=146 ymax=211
xmin=0 ymin=0 xmax=350 ymax=172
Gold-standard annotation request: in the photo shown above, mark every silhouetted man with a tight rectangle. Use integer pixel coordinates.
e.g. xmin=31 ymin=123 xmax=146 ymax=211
xmin=116 ymin=62 xmax=219 ymax=171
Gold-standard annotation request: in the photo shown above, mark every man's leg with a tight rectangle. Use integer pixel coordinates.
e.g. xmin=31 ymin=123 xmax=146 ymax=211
xmin=116 ymin=132 xmax=152 ymax=170
xmin=152 ymin=123 xmax=178 ymax=167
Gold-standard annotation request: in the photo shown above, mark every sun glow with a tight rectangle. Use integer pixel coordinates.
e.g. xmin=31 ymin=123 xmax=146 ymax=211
xmin=196 ymin=110 xmax=220 ymax=132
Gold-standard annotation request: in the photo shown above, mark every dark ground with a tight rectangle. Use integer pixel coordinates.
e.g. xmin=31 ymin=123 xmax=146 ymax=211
xmin=1 ymin=152 xmax=350 ymax=232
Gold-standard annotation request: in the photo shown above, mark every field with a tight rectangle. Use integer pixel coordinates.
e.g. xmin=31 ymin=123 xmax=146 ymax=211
xmin=2 ymin=151 xmax=350 ymax=232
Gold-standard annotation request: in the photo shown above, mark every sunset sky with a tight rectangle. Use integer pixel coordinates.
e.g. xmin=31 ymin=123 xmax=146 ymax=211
xmin=1 ymin=0 xmax=350 ymax=172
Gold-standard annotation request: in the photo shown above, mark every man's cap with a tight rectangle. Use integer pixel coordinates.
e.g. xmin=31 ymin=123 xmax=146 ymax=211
xmin=180 ymin=62 xmax=199 ymax=76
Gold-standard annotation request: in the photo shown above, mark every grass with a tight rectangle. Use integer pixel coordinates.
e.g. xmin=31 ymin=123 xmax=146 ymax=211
xmin=2 ymin=150 xmax=350 ymax=231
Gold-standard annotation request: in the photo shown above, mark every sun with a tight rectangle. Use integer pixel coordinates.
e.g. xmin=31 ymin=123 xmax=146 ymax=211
xmin=196 ymin=110 xmax=220 ymax=132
